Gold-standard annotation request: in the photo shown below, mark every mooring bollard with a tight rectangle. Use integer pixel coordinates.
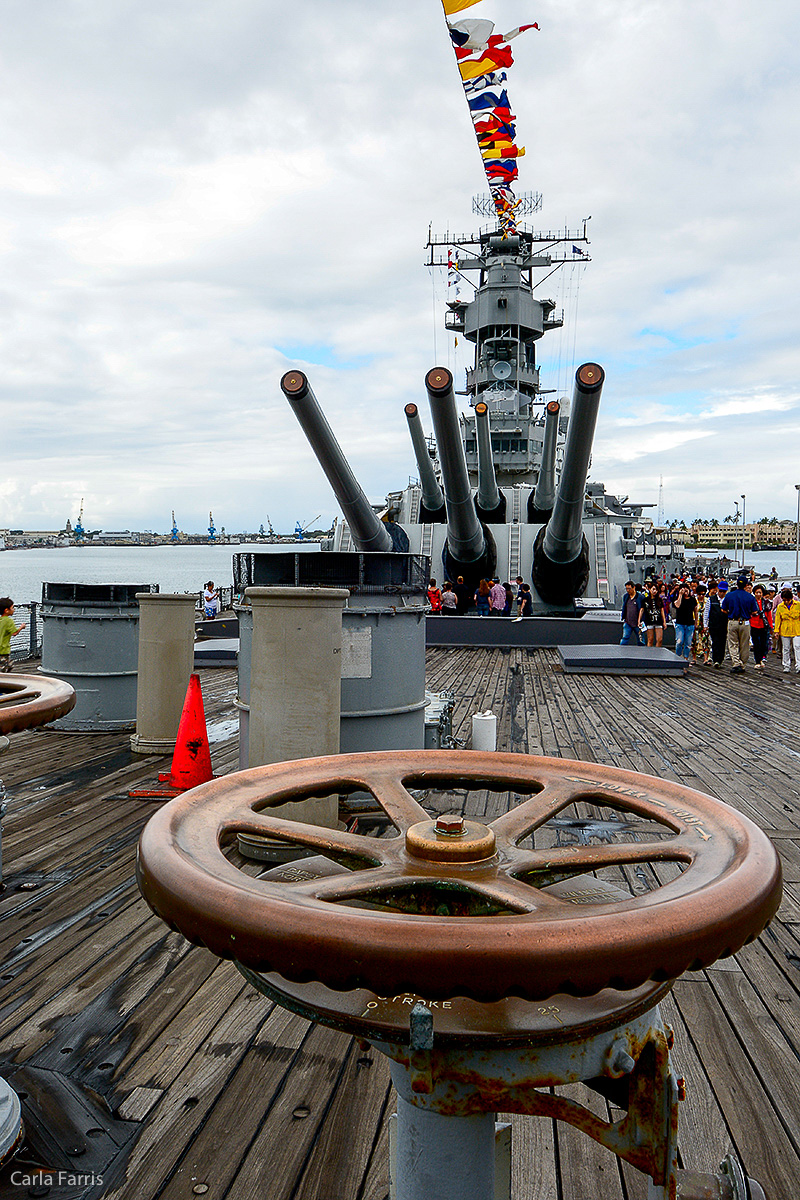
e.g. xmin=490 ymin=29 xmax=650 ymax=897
xmin=244 ymin=586 xmax=349 ymax=830
xmin=130 ymin=593 xmax=196 ymax=755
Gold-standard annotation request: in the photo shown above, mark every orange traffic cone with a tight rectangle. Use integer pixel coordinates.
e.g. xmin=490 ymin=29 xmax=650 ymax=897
xmin=130 ymin=674 xmax=215 ymax=799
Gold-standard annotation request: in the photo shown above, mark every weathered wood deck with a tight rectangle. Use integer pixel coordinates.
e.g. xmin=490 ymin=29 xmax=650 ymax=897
xmin=1 ymin=649 xmax=799 ymax=1198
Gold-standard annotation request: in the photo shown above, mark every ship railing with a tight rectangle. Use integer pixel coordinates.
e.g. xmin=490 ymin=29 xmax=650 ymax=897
xmin=193 ymin=586 xmax=235 ymax=615
xmin=7 ymin=603 xmax=42 ymax=663
xmin=6 ymin=589 xmax=236 ymax=666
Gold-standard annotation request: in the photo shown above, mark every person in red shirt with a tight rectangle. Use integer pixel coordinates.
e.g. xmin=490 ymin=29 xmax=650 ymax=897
xmin=750 ymin=584 xmax=772 ymax=671
xmin=427 ymin=580 xmax=443 ymax=613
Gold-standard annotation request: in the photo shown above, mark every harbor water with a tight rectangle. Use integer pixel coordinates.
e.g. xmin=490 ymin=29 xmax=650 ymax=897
xmin=1 ymin=542 xmax=798 ymax=611
xmin=0 ymin=543 xmax=321 ymax=607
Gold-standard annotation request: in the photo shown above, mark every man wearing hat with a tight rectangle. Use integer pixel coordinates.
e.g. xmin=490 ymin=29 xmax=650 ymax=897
xmin=705 ymin=581 xmax=728 ymax=667
xmin=774 ymin=587 xmax=800 ymax=673
xmin=720 ymin=576 xmax=758 ymax=674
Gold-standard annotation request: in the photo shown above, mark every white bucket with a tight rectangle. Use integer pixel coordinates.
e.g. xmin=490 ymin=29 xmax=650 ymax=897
xmin=472 ymin=710 xmax=497 ymax=752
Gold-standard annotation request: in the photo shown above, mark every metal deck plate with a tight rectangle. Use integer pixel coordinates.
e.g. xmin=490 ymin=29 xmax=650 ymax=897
xmin=558 ymin=645 xmax=686 ymax=675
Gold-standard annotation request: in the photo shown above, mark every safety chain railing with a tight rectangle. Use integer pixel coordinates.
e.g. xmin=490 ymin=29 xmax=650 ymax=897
xmin=7 ymin=604 xmax=41 ymax=663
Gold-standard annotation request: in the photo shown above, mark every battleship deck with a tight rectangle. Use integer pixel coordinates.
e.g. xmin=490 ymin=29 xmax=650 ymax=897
xmin=1 ymin=652 xmax=800 ymax=1198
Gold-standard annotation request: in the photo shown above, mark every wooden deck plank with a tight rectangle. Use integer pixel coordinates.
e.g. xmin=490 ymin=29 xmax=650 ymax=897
xmin=215 ymin=1022 xmax=356 ymax=1200
xmin=1 ymin=656 xmax=799 ymax=1199
xmin=102 ymin=988 xmax=279 ymax=1200
xmin=152 ymin=1007 xmax=319 ymax=1200
xmin=292 ymin=1045 xmax=393 ymax=1200
xmin=554 ymin=1083 xmax=626 ymax=1199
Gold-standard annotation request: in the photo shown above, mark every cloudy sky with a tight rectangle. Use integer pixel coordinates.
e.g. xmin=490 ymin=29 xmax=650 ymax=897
xmin=0 ymin=0 xmax=797 ymax=534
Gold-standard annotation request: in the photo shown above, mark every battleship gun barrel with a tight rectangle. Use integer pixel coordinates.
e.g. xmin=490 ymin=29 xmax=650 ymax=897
xmin=474 ymin=402 xmax=504 ymax=519
xmin=404 ymin=403 xmax=445 ymax=517
xmin=544 ymin=365 xmax=603 ymax=563
xmin=425 ymin=367 xmax=485 ymax=564
xmin=532 ymin=364 xmax=604 ymax=605
xmin=529 ymin=400 xmax=560 ymax=521
xmin=281 ymin=370 xmax=393 ymax=553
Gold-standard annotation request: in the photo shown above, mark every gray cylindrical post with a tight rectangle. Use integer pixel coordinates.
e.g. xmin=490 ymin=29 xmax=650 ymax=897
xmin=131 ymin=594 xmax=196 ymax=755
xmin=246 ymin=586 xmax=349 ymax=828
xmin=235 ymin=602 xmax=253 ymax=772
xmin=392 ymin=1091 xmax=496 ymax=1200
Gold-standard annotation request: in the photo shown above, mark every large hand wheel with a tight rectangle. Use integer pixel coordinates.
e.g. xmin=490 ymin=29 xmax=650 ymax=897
xmin=0 ymin=674 xmax=76 ymax=736
xmin=136 ymin=750 xmax=782 ymax=1003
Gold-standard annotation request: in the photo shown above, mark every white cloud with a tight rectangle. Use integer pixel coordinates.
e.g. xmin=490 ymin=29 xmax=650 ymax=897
xmin=0 ymin=0 xmax=798 ymax=531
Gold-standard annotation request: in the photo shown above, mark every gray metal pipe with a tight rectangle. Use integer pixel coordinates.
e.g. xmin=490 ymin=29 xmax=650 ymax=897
xmin=531 ymin=400 xmax=560 ymax=518
xmin=542 ymin=364 xmax=604 ymax=564
xmin=282 ymin=371 xmax=393 ymax=553
xmin=424 ymin=367 xmax=485 ymax=563
xmin=474 ymin=402 xmax=501 ymax=513
xmin=404 ymin=403 xmax=445 ymax=513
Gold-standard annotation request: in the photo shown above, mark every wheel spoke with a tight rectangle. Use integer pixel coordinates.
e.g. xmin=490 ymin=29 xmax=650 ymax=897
xmin=367 ymin=772 xmax=430 ymax=830
xmin=460 ymin=873 xmax=571 ymax=914
xmin=522 ymin=839 xmax=690 ymax=874
xmin=288 ymin=864 xmax=406 ymax=902
xmin=491 ymin=782 xmax=588 ymax=843
xmin=222 ymin=811 xmax=390 ymax=866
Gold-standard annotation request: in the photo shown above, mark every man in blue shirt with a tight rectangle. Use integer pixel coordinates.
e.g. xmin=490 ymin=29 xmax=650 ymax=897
xmin=720 ymin=577 xmax=758 ymax=674
xmin=620 ymin=580 xmax=644 ymax=646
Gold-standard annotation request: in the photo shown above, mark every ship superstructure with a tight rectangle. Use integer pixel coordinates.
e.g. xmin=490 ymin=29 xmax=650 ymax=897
xmin=302 ymin=219 xmax=682 ymax=609
xmin=282 ymin=7 xmax=684 ymax=609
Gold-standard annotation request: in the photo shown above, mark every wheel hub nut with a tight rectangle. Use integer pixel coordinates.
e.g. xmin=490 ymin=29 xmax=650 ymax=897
xmin=434 ymin=814 xmax=464 ymax=836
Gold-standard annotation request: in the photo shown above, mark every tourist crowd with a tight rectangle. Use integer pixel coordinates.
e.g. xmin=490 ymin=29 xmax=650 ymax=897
xmin=425 ymin=570 xmax=800 ymax=679
xmin=427 ymin=576 xmax=533 ymax=618
xmin=620 ymin=572 xmax=800 ymax=676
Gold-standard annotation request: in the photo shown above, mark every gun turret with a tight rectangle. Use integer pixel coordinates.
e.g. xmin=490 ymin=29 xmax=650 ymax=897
xmin=532 ymin=364 xmax=605 ymax=606
xmin=282 ymin=371 xmax=405 ymax=553
xmin=474 ymin=402 xmax=506 ymax=522
xmin=528 ymin=399 xmax=560 ymax=522
xmin=425 ymin=367 xmax=496 ymax=583
xmin=404 ymin=403 xmax=446 ymax=522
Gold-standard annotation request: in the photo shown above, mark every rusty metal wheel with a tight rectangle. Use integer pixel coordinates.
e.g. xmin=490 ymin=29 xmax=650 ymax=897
xmin=0 ymin=674 xmax=76 ymax=736
xmin=136 ymin=750 xmax=782 ymax=1003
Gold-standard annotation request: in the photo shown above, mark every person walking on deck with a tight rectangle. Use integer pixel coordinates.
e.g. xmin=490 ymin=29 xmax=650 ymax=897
xmin=774 ymin=587 xmax=800 ymax=673
xmin=453 ymin=576 xmax=472 ymax=615
xmin=620 ymin=581 xmax=644 ymax=646
xmin=513 ymin=576 xmax=525 ymax=614
xmin=474 ymin=578 xmax=492 ymax=616
xmin=750 ymin=584 xmax=772 ymax=671
xmin=441 ymin=582 xmax=457 ymax=613
xmin=640 ymin=583 xmax=664 ymax=647
xmin=517 ymin=584 xmax=533 ymax=617
xmin=692 ymin=582 xmax=709 ymax=663
xmin=672 ymin=584 xmax=697 ymax=665
xmin=0 ymin=599 xmax=25 ymax=672
xmin=721 ymin=576 xmax=758 ymax=675
xmin=705 ymin=581 xmax=728 ymax=668
xmin=489 ymin=578 xmax=506 ymax=616
xmin=203 ymin=581 xmax=219 ymax=620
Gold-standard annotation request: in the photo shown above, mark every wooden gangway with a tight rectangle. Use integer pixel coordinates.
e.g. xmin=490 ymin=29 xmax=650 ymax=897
xmin=1 ymin=650 xmax=799 ymax=1198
